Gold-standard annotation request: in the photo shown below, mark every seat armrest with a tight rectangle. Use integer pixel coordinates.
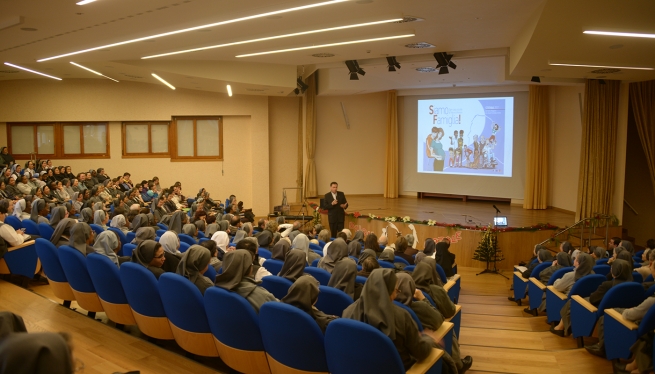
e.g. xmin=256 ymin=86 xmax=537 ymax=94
xmin=407 ymin=348 xmax=445 ymax=374
xmin=514 ymin=272 xmax=528 ymax=282
xmin=427 ymin=321 xmax=453 ymax=343
xmin=546 ymin=285 xmax=567 ymax=300
xmin=605 ymin=308 xmax=638 ymax=330
xmin=8 ymin=240 xmax=36 ymax=252
xmin=571 ymin=295 xmax=597 ymax=313
xmin=529 ymin=277 xmax=546 ymax=291
xmin=444 ymin=280 xmax=455 ymax=291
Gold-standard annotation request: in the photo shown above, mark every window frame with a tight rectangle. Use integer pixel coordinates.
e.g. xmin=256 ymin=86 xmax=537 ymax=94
xmin=7 ymin=122 xmax=110 ymax=159
xmin=170 ymin=116 xmax=223 ymax=161
xmin=121 ymin=121 xmax=171 ymax=158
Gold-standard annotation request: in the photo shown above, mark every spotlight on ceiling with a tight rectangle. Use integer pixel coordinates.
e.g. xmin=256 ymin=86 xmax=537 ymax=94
xmin=386 ymin=56 xmax=401 ymax=72
xmin=345 ymin=60 xmax=365 ymax=80
xmin=531 ymin=76 xmax=541 ymax=83
xmin=293 ymin=88 xmax=300 ymax=95
xmin=297 ymin=76 xmax=309 ymax=93
xmin=433 ymin=52 xmax=456 ymax=75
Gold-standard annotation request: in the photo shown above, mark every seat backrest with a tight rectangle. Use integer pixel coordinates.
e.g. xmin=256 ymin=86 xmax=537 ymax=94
xmin=592 ymin=265 xmax=611 ymax=276
xmin=646 ymin=275 xmax=655 ymax=283
xmin=263 ymin=259 xmax=284 ymax=275
xmin=393 ymin=300 xmax=423 ymax=331
xmin=119 ymin=262 xmax=167 ymax=317
xmin=435 ymin=264 xmax=448 ymax=283
xmin=107 ymin=227 xmax=128 ymax=246
xmin=259 ymin=302 xmax=328 ymax=372
xmin=126 ymin=231 xmax=136 ymax=243
xmin=158 ymin=273 xmax=210 ymax=333
xmin=633 ymin=272 xmax=644 ymax=284
xmin=404 ymin=265 xmax=415 ymax=272
xmin=89 ymin=224 xmax=105 ymax=236
xmin=312 ymin=249 xmax=323 ymax=256
xmin=394 ymin=257 xmax=410 ymax=266
xmin=596 ymin=258 xmax=609 ymax=265
xmin=203 ymin=287 xmax=265 ymax=351
xmin=304 ymin=267 xmax=331 ymax=286
xmin=309 ymin=243 xmax=322 ymax=252
xmin=547 ymin=267 xmax=574 ymax=286
xmin=197 ymin=231 xmax=206 ymax=239
xmin=58 ymin=245 xmax=96 ymax=293
xmin=178 ymin=234 xmax=196 ymax=246
xmin=531 ymin=261 xmax=552 ymax=277
xmin=317 ymin=240 xmax=326 ymax=248
xmin=570 ymin=274 xmax=606 ymax=298
xmin=311 ymin=258 xmax=320 ymax=267
xmin=34 ymin=238 xmax=67 ymax=283
xmin=315 ymin=285 xmax=353 ymax=316
xmin=5 ymin=216 xmax=22 ymax=231
xmin=260 ymin=276 xmax=293 ymax=300
xmin=421 ymin=290 xmax=437 ymax=307
xmin=325 ymin=319 xmax=405 ymax=374
xmin=156 ymin=223 xmax=168 ymax=231
xmin=179 ymin=242 xmax=190 ymax=253
xmin=155 ymin=229 xmax=166 ymax=237
xmin=203 ymin=265 xmax=217 ymax=282
xmin=258 ymin=248 xmax=272 ymax=260
xmin=22 ymin=219 xmax=39 ymax=236
xmin=356 ymin=275 xmax=367 ymax=285
xmin=597 ymin=282 xmax=645 ymax=316
xmin=37 ymin=223 xmax=54 ymax=240
xmin=378 ymin=260 xmax=395 ymax=269
xmin=121 ymin=243 xmax=137 ymax=258
xmin=86 ymin=253 xmax=128 ymax=304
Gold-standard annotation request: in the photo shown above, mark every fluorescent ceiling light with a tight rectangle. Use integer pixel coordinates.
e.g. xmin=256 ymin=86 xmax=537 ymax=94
xmin=37 ymin=0 xmax=347 ymax=62
xmin=151 ymin=73 xmax=175 ymax=90
xmin=236 ymin=33 xmax=415 ymax=57
xmin=549 ymin=62 xmax=653 ymax=71
xmin=70 ymin=62 xmax=119 ymax=82
xmin=227 ymin=84 xmax=233 ymax=97
xmin=142 ymin=18 xmax=403 ymax=59
xmin=3 ymin=62 xmax=62 ymax=80
xmin=76 ymin=0 xmax=97 ymax=4
xmin=584 ymin=30 xmax=655 ymax=39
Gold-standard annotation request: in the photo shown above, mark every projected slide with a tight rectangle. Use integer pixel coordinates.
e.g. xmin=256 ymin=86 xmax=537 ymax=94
xmin=418 ymin=97 xmax=514 ymax=177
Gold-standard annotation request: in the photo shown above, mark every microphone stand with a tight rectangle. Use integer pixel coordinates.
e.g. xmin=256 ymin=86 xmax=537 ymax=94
xmin=476 ymin=205 xmax=508 ymax=279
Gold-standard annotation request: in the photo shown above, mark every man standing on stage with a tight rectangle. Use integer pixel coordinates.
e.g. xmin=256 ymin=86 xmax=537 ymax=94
xmin=324 ymin=182 xmax=348 ymax=237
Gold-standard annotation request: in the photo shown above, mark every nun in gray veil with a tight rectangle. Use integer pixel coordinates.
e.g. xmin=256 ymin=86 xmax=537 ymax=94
xmin=292 ymin=233 xmax=321 ymax=265
xmin=176 ymin=245 xmax=214 ymax=295
xmin=30 ymin=198 xmax=50 ymax=224
xmin=281 ymin=275 xmax=338 ymax=333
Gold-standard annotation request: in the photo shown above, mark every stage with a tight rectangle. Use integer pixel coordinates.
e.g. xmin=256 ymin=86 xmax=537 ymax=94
xmin=296 ymin=196 xmax=620 ymax=271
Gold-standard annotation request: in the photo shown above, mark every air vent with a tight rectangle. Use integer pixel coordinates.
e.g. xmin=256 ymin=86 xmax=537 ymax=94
xmin=394 ymin=16 xmax=424 ymax=23
xmin=246 ymin=88 xmax=266 ymax=92
xmin=405 ymin=42 xmax=435 ymax=49
xmin=416 ymin=67 xmax=437 ymax=73
xmin=122 ymin=74 xmax=143 ymax=79
xmin=0 ymin=70 xmax=19 ymax=74
xmin=590 ymin=68 xmax=620 ymax=74
xmin=312 ymin=53 xmax=335 ymax=57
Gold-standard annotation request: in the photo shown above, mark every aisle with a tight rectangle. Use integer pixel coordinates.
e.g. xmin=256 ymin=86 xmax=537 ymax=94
xmin=456 ymin=267 xmax=613 ymax=374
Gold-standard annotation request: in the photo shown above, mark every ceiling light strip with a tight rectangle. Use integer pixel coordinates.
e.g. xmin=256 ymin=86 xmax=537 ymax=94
xmin=76 ymin=0 xmax=97 ymax=5
xmin=151 ymin=73 xmax=175 ymax=90
xmin=583 ymin=30 xmax=655 ymax=39
xmin=236 ymin=33 xmax=415 ymax=57
xmin=549 ymin=62 xmax=653 ymax=71
xmin=142 ymin=18 xmax=403 ymax=59
xmin=3 ymin=62 xmax=62 ymax=80
xmin=37 ymin=0 xmax=347 ymax=62
xmin=70 ymin=62 xmax=119 ymax=82
xmin=227 ymin=85 xmax=233 ymax=97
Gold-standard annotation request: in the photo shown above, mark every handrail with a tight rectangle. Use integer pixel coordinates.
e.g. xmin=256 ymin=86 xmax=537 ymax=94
xmin=623 ymin=200 xmax=638 ymax=215
xmin=538 ymin=214 xmax=614 ymax=247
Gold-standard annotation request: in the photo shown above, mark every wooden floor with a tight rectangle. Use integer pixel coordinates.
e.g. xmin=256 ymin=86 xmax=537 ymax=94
xmin=4 ymin=265 xmax=612 ymax=374
xmin=305 ymin=196 xmax=576 ymax=229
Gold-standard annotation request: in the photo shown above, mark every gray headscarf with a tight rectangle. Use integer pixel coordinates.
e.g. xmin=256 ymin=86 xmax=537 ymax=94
xmin=49 ymin=206 xmax=67 ymax=228
xmin=556 ymin=252 xmax=572 ymax=267
xmin=281 ymin=275 xmax=337 ymax=333
xmin=80 ymin=208 xmax=93 ymax=223
xmin=168 ymin=211 xmax=186 ymax=234
xmin=182 ymin=223 xmax=196 ymax=237
xmin=69 ymin=222 xmax=92 ymax=255
xmin=347 ymin=231 xmax=364 ymax=257
xmin=592 ymin=247 xmax=607 ymax=260
xmin=358 ymin=248 xmax=377 ymax=265
xmin=317 ymin=238 xmax=348 ymax=273
xmin=232 ymin=230 xmax=246 ymax=244
xmin=30 ymin=198 xmax=46 ymax=223
xmin=271 ymin=239 xmax=291 ymax=260
xmin=205 ymin=223 xmax=219 ymax=237
xmin=327 ymin=258 xmax=357 ymax=299
xmin=93 ymin=210 xmax=106 ymax=226
xmin=49 ymin=218 xmax=77 ymax=246
xmin=0 ymin=332 xmax=73 ymax=374
xmin=574 ymin=252 xmax=595 ymax=280
xmin=131 ymin=240 xmax=160 ymax=268
xmin=537 ymin=249 xmax=554 ymax=262
xmin=395 ymin=272 xmax=416 ymax=306
xmin=195 ymin=219 xmax=206 ymax=232
xmin=621 ymin=240 xmax=635 ymax=256
xmin=610 ymin=259 xmax=634 ymax=284
xmin=131 ymin=214 xmax=149 ymax=232
xmin=176 ymin=245 xmax=212 ymax=284
xmin=378 ymin=249 xmax=395 ymax=262
xmin=218 ymin=220 xmax=229 ymax=232
xmin=342 ymin=268 xmax=397 ymax=339
xmin=278 ymin=249 xmax=307 ymax=281
xmin=93 ymin=230 xmax=120 ymax=266
xmin=214 ymin=249 xmax=253 ymax=291
xmin=292 ymin=233 xmax=312 ymax=263
xmin=132 ymin=227 xmax=156 ymax=245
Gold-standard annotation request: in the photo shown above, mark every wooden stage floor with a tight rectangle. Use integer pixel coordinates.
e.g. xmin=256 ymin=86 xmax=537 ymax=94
xmin=305 ymin=196 xmax=576 ymax=229
xmin=8 ymin=264 xmax=613 ymax=374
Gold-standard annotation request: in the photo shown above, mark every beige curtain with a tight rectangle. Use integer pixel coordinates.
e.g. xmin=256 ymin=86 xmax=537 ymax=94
xmin=629 ymin=80 xmax=655 ymax=197
xmin=296 ymin=96 xmax=304 ymax=202
xmin=523 ymin=85 xmax=549 ymax=209
xmin=576 ymin=80 xmax=621 ymax=221
xmin=304 ymin=73 xmax=318 ymax=198
xmin=384 ymin=90 xmax=399 ymax=198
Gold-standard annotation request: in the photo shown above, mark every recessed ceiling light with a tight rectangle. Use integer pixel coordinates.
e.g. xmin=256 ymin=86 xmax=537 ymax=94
xmin=312 ymin=53 xmax=335 ymax=57
xmin=152 ymin=73 xmax=175 ymax=90
xmin=142 ymin=18 xmax=402 ymax=59
xmin=405 ymin=42 xmax=434 ymax=49
xmin=549 ymin=62 xmax=653 ymax=71
xmin=70 ymin=62 xmax=119 ymax=82
xmin=76 ymin=0 xmax=97 ymax=5
xmin=393 ymin=16 xmax=423 ymax=23
xmin=227 ymin=84 xmax=233 ymax=96
xmin=236 ymin=34 xmax=415 ymax=57
xmin=20 ymin=28 xmax=37 ymax=31
xmin=3 ymin=62 xmax=61 ymax=80
xmin=416 ymin=67 xmax=437 ymax=73
xmin=37 ymin=0 xmax=347 ymax=62
xmin=584 ymin=30 xmax=655 ymax=39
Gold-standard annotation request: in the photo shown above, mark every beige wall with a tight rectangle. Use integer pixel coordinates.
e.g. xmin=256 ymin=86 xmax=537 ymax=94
xmin=547 ymin=85 xmax=583 ymax=212
xmin=0 ymin=78 xmax=270 ymax=214
xmin=268 ymin=96 xmax=301 ymax=206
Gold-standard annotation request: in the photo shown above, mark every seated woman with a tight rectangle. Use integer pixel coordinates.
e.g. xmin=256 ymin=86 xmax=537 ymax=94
xmin=237 ymin=238 xmax=271 ymax=281
xmin=317 ymin=238 xmax=348 ymax=274
xmin=131 ymin=240 xmax=168 ymax=279
xmin=418 ymin=238 xmax=437 ymax=263
xmin=271 ymin=238 xmax=291 ymax=261
xmin=357 ymin=256 xmax=380 ymax=278
xmin=214 ymin=249 xmax=277 ymax=313
xmin=168 ymin=211 xmax=187 ymax=235
xmin=0 ymin=332 xmax=74 ymax=374
xmin=130 ymin=213 xmax=150 ymax=232
xmin=200 ymin=239 xmax=221 ymax=272
xmin=79 ymin=208 xmax=93 ymax=224
xmin=393 ymin=236 xmax=414 ymax=264
xmin=435 ymin=239 xmax=456 ymax=278
xmin=93 ymin=230 xmax=129 ymax=267
xmin=278 ymin=249 xmax=306 ymax=282
xmin=327 ymin=257 xmax=361 ymax=300
xmin=521 ymin=249 xmax=554 ymax=279
xmin=317 ymin=229 xmax=331 ymax=245
xmin=159 ymin=230 xmax=182 ymax=256
xmin=16 ymin=176 xmax=32 ymax=196
xmin=412 ymin=262 xmax=454 ymax=317
xmin=0 ymin=200 xmax=31 ymax=247
xmin=176 ymin=245 xmax=214 ymax=295
xmin=109 ymin=211 xmax=129 ymax=233
xmin=293 ymin=233 xmax=321 ymax=265
xmin=636 ymin=247 xmax=655 ymax=280
xmin=549 ymin=253 xmax=595 ymax=336
xmin=531 ymin=252 xmax=573 ymax=314
xmin=68 ymin=222 xmax=95 ymax=255
xmin=379 ymin=248 xmax=395 ymax=263
xmin=256 ymin=220 xmax=278 ymax=249
xmin=12 ymin=198 xmax=30 ymax=221
xmin=30 ymin=198 xmax=50 ymax=224
xmin=204 ymin=215 xmax=219 ymax=237
xmin=590 ymin=246 xmax=607 ymax=261
xmin=211 ymin=231 xmax=230 ymax=260
xmin=50 ymin=218 xmax=77 ymax=247
xmin=93 ymin=210 xmax=109 ymax=229
xmin=347 ymin=230 xmax=365 ymax=257
xmin=343 ymin=268 xmax=435 ymax=371
xmin=396 ymin=273 xmax=473 ymax=373
xmin=281 ymin=275 xmax=338 ymax=333
xmin=132 ymin=227 xmax=156 ymax=245
xmin=181 ymin=223 xmax=198 ymax=239
xmin=358 ymin=245 xmax=377 ymax=265
xmin=49 ymin=206 xmax=68 ymax=229
xmin=71 ymin=192 xmax=83 ymax=214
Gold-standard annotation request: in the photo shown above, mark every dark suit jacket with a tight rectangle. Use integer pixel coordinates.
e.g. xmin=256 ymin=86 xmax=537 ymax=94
xmin=324 ymin=191 xmax=348 ymax=223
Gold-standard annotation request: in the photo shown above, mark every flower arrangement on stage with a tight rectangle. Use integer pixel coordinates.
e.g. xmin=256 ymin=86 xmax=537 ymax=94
xmin=307 ymin=202 xmax=562 ymax=232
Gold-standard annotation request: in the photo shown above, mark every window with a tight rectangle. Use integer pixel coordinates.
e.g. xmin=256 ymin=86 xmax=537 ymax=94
xmin=171 ymin=117 xmax=223 ymax=161
xmin=122 ymin=121 xmax=170 ymax=157
xmin=7 ymin=122 xmax=109 ymax=159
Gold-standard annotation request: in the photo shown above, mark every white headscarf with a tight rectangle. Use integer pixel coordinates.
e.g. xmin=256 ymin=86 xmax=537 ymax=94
xmin=292 ymin=233 xmax=311 ymax=262
xmin=12 ymin=199 xmax=26 ymax=219
xmin=211 ymin=231 xmax=230 ymax=252
xmin=93 ymin=231 xmax=120 ymax=267
xmin=159 ymin=231 xmax=181 ymax=254
xmin=110 ymin=214 xmax=127 ymax=231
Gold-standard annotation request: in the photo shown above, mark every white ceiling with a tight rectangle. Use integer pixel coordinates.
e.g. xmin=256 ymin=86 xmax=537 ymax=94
xmin=0 ymin=0 xmax=652 ymax=96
